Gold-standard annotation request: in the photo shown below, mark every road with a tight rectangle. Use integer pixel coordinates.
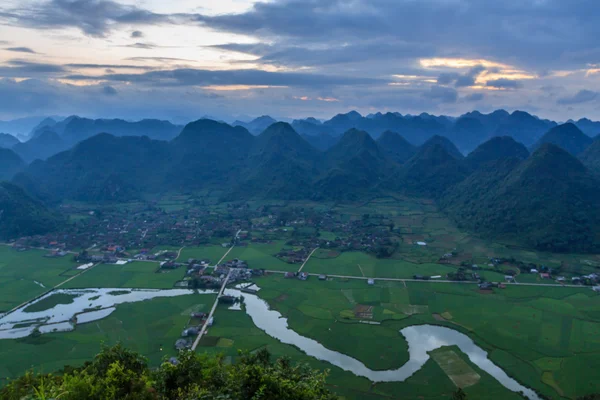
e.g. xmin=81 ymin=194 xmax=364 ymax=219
xmin=264 ymin=270 xmax=590 ymax=289
xmin=176 ymin=246 xmax=186 ymax=260
xmin=191 ymin=269 xmax=232 ymax=351
xmin=215 ymin=229 xmax=242 ymax=266
xmin=298 ymin=247 xmax=318 ymax=273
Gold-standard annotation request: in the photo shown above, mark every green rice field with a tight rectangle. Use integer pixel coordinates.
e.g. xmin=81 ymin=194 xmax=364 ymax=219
xmin=0 ymin=246 xmax=77 ymax=312
xmin=62 ymin=261 xmax=182 ymax=289
xmin=0 ymin=293 xmax=216 ymax=383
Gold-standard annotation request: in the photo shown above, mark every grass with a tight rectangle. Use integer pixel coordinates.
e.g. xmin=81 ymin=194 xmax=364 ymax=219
xmin=227 ymin=241 xmax=298 ymax=271
xmin=0 ymin=293 xmax=216 ymax=383
xmin=23 ymin=293 xmax=78 ymax=313
xmin=0 ymin=247 xmax=77 ymax=312
xmin=177 ymin=245 xmax=229 ymax=264
xmin=251 ymin=274 xmax=600 ymax=399
xmin=62 ymin=261 xmax=183 ymax=289
xmin=304 ymin=251 xmax=458 ymax=279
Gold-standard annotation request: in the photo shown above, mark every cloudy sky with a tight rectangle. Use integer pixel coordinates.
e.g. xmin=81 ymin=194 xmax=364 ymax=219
xmin=0 ymin=0 xmax=599 ymax=122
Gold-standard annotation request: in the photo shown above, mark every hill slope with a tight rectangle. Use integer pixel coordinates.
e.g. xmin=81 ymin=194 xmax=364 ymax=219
xmin=0 ymin=148 xmax=25 ymax=180
xmin=579 ymin=139 xmax=600 ymax=176
xmin=533 ymin=123 xmax=593 ymax=155
xmin=465 ymin=136 xmax=529 ymax=170
xmin=0 ymin=133 xmax=19 ymax=148
xmin=12 ymin=130 xmax=67 ymax=162
xmin=420 ymin=135 xmax=464 ymax=159
xmin=0 ymin=182 xmax=62 ymax=240
xmin=376 ymin=131 xmax=417 ymax=164
xmin=15 ymin=133 xmax=171 ymax=202
xmin=316 ymin=129 xmax=398 ymax=199
xmin=442 ymin=144 xmax=600 ymax=252
xmin=239 ymin=122 xmax=320 ymax=198
xmin=399 ymin=144 xmax=469 ymax=198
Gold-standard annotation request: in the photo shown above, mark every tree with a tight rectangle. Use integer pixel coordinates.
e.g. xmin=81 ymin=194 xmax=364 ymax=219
xmin=1 ymin=345 xmax=340 ymax=400
xmin=452 ymin=388 xmax=467 ymax=400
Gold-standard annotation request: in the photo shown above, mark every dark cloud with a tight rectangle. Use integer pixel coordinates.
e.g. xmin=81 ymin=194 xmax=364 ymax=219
xmin=486 ymin=79 xmax=523 ymax=89
xmin=423 ymin=85 xmax=458 ymax=103
xmin=195 ymin=0 xmax=600 ymax=70
xmin=0 ymin=0 xmax=193 ymax=37
xmin=131 ymin=30 xmax=143 ymax=38
xmin=5 ymin=47 xmax=37 ymax=54
xmin=126 ymin=57 xmax=196 ymax=63
xmin=121 ymin=42 xmax=156 ymax=50
xmin=102 ymin=85 xmax=118 ymax=96
xmin=0 ymin=60 xmax=66 ymax=76
xmin=437 ymin=65 xmax=485 ymax=88
xmin=63 ymin=68 xmax=386 ymax=88
xmin=463 ymin=93 xmax=485 ymax=102
xmin=557 ymin=90 xmax=599 ymax=105
xmin=65 ymin=63 xmax=153 ymax=70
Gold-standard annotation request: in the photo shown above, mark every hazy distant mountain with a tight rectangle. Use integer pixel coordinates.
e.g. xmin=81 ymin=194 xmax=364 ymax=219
xmin=0 ymin=133 xmax=19 ymax=148
xmin=420 ymin=135 xmax=464 ymax=159
xmin=0 ymin=148 xmax=25 ymax=180
xmin=446 ymin=117 xmax=488 ymax=154
xmin=533 ymin=123 xmax=593 ymax=155
xmin=0 ymin=182 xmax=62 ymax=240
xmin=292 ymin=118 xmax=327 ymax=137
xmin=465 ymin=136 xmax=529 ymax=170
xmin=573 ymin=118 xmax=600 ymax=137
xmin=61 ymin=117 xmax=182 ymax=146
xmin=301 ymin=133 xmax=338 ymax=151
xmin=376 ymin=131 xmax=417 ymax=164
xmin=493 ymin=111 xmax=557 ymax=146
xmin=13 ymin=130 xmax=67 ymax=163
xmin=0 ymin=116 xmax=53 ymax=137
xmin=443 ymin=144 xmax=600 ymax=252
xmin=399 ymin=144 xmax=469 ymax=198
xmin=233 ymin=116 xmax=278 ymax=135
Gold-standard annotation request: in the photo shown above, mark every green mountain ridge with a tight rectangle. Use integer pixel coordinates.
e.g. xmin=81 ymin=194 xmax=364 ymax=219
xmin=442 ymin=143 xmax=600 ymax=252
xmin=465 ymin=136 xmax=529 ymax=170
xmin=533 ymin=123 xmax=593 ymax=156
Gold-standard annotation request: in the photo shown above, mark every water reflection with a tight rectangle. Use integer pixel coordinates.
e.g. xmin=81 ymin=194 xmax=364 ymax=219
xmin=0 ymin=288 xmax=214 ymax=339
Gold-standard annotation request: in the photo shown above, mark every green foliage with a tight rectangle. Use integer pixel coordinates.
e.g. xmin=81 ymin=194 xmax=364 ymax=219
xmin=0 ymin=344 xmax=339 ymax=400
xmin=0 ymin=181 xmax=63 ymax=240
xmin=442 ymin=144 xmax=600 ymax=252
xmin=452 ymin=388 xmax=467 ymax=400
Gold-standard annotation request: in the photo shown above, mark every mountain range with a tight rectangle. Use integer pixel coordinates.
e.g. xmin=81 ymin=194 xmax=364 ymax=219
xmin=3 ymin=112 xmax=600 ymax=251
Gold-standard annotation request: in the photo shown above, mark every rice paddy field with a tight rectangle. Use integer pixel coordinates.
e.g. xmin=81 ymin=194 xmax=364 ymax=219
xmin=176 ymin=245 xmax=229 ymax=264
xmin=197 ymin=302 xmax=523 ymax=400
xmin=227 ymin=240 xmax=299 ymax=272
xmin=2 ymin=197 xmax=600 ymax=398
xmin=247 ymin=274 xmax=600 ymax=399
xmin=0 ymin=293 xmax=215 ymax=384
xmin=0 ymin=246 xmax=77 ymax=312
xmin=62 ymin=261 xmax=182 ymax=289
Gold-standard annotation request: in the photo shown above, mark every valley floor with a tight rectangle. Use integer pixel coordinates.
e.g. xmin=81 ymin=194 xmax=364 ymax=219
xmin=1 ymin=195 xmax=599 ymax=399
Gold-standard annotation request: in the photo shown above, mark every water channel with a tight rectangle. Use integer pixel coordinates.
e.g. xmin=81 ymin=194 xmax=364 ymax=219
xmin=225 ymin=288 xmax=540 ymax=400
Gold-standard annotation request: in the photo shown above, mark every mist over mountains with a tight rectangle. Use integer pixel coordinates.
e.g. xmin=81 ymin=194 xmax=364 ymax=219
xmin=2 ymin=108 xmax=600 ymax=251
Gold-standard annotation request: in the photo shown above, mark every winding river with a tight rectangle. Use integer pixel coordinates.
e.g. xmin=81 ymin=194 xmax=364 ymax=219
xmin=225 ymin=288 xmax=540 ymax=400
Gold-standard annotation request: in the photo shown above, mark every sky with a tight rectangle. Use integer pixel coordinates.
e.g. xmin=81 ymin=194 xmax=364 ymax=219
xmin=0 ymin=0 xmax=599 ymax=122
